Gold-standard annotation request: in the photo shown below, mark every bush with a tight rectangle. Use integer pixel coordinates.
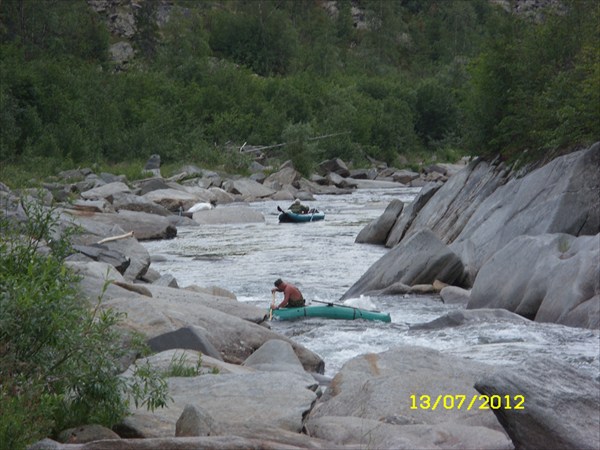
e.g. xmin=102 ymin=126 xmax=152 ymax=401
xmin=0 ymin=199 xmax=170 ymax=450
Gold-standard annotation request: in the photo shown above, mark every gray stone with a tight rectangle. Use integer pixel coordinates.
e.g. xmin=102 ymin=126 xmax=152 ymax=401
xmin=147 ymin=326 xmax=223 ymax=360
xmin=306 ymin=346 xmax=511 ymax=450
xmin=440 ymin=285 xmax=471 ymax=305
xmin=386 ymin=182 xmax=442 ymax=247
xmin=341 ymin=229 xmax=466 ymax=300
xmin=175 ymin=404 xmax=217 ymax=437
xmin=222 ymin=178 xmax=276 ymax=199
xmin=468 ymin=233 xmax=600 ymax=328
xmin=475 ymin=357 xmax=600 ymax=450
xmin=318 ymin=158 xmax=350 ymax=177
xmin=409 ymin=308 xmax=530 ymax=330
xmin=355 ymin=199 xmax=404 ymax=245
xmin=80 ymin=181 xmax=131 ymax=200
xmin=451 ymin=144 xmax=600 ymax=278
xmin=57 ymin=424 xmax=120 ymax=443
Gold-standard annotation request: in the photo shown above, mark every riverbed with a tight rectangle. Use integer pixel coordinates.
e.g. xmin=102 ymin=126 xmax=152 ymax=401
xmin=143 ymin=188 xmax=599 ymax=379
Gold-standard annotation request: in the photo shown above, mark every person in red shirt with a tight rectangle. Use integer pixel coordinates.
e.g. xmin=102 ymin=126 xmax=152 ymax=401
xmin=271 ymin=278 xmax=305 ymax=308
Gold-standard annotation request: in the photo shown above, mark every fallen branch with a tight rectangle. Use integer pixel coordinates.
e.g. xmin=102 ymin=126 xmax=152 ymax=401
xmin=97 ymin=231 xmax=134 ymax=244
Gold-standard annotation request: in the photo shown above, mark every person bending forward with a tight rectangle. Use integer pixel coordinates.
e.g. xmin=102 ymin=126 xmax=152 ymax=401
xmin=271 ymin=278 xmax=305 ymax=308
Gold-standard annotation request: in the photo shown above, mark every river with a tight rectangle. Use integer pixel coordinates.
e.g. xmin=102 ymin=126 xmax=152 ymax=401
xmin=143 ymin=188 xmax=599 ymax=379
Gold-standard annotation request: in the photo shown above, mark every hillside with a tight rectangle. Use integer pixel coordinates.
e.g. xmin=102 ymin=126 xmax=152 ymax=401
xmin=0 ymin=0 xmax=598 ymax=183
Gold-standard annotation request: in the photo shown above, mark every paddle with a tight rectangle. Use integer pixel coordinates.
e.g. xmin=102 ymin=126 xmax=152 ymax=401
xmin=268 ymin=292 xmax=276 ymax=321
xmin=312 ymin=299 xmax=383 ymax=313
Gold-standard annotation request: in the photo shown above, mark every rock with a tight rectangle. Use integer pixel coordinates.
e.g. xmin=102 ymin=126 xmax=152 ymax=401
xmin=192 ymin=206 xmax=264 ymax=224
xmin=306 ymin=346 xmax=511 ymax=450
xmin=263 ymin=167 xmax=302 ymax=188
xmin=348 ymin=178 xmax=405 ymax=189
xmin=410 ymin=308 xmax=530 ymax=330
xmin=147 ymin=326 xmax=223 ymax=360
xmin=222 ymin=178 xmax=276 ymax=199
xmin=440 ymin=285 xmax=471 ymax=305
xmin=391 ymin=169 xmax=420 ymax=184
xmin=135 ymin=178 xmax=171 ymax=195
xmin=125 ymin=371 xmax=319 ymax=438
xmin=80 ymin=181 xmax=131 ymax=201
xmin=65 ymin=209 xmax=176 ymax=241
xmin=144 ymin=154 xmax=161 ymax=177
xmin=95 ymin=284 xmax=324 ymax=373
xmin=341 ymin=229 xmax=466 ymax=300
xmin=468 ymin=233 xmax=600 ymax=328
xmin=142 ymin=188 xmax=203 ymax=212
xmin=318 ymin=158 xmax=350 ymax=177
xmin=475 ymin=357 xmax=600 ymax=450
xmin=112 ymin=192 xmax=173 ymax=216
xmin=243 ymin=340 xmax=316 ymax=387
xmin=57 ymin=424 xmax=120 ymax=443
xmin=153 ymin=273 xmax=179 ymax=288
xmin=385 ymin=182 xmax=442 ymax=247
xmin=355 ymin=199 xmax=404 ymax=245
xmin=451 ymin=143 xmax=600 ymax=279
xmin=71 ymin=244 xmax=131 ymax=275
xmin=175 ymin=405 xmax=217 ymax=437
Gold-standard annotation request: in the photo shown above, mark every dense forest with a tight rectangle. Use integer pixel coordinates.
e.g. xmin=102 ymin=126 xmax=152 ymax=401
xmin=0 ymin=0 xmax=598 ymax=183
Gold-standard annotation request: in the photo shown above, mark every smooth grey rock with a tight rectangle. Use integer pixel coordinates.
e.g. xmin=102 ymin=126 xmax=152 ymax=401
xmin=386 ymin=182 xmax=442 ymax=247
xmin=409 ymin=308 xmax=530 ymax=330
xmin=355 ymin=199 xmax=404 ymax=245
xmin=440 ymin=285 xmax=472 ymax=305
xmin=71 ymin=244 xmax=130 ymax=275
xmin=57 ymin=424 xmax=120 ymax=443
xmin=475 ymin=357 xmax=600 ymax=450
xmin=175 ymin=405 xmax=217 ymax=437
xmin=142 ymin=188 xmax=203 ymax=212
xmin=147 ymin=326 xmax=223 ymax=360
xmin=468 ymin=233 xmax=600 ymax=328
xmin=126 ymin=372 xmax=318 ymax=438
xmin=318 ymin=158 xmax=350 ymax=177
xmin=80 ymin=181 xmax=131 ymax=200
xmin=222 ymin=178 xmax=276 ymax=199
xmin=451 ymin=144 xmax=600 ymax=278
xmin=306 ymin=346 xmax=511 ymax=450
xmin=341 ymin=229 xmax=465 ymax=300
xmin=401 ymin=159 xmax=508 ymax=250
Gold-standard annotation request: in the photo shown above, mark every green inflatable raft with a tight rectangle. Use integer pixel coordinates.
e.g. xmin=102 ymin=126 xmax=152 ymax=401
xmin=270 ymin=301 xmax=391 ymax=323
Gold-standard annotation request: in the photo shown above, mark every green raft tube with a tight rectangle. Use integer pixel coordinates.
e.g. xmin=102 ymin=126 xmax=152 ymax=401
xmin=270 ymin=301 xmax=391 ymax=323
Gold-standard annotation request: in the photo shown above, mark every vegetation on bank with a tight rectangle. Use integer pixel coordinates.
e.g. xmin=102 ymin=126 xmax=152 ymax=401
xmin=0 ymin=201 xmax=171 ymax=450
xmin=0 ymin=0 xmax=598 ymax=186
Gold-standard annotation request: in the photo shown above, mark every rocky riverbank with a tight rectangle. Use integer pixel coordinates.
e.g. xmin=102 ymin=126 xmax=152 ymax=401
xmin=2 ymin=149 xmax=598 ymax=449
xmin=349 ymin=142 xmax=599 ymax=329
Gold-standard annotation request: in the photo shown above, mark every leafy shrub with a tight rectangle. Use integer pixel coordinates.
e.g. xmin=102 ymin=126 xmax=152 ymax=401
xmin=0 ymin=199 xmax=170 ymax=450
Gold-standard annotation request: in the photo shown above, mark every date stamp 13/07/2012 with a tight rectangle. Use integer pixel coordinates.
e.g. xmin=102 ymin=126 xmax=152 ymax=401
xmin=409 ymin=394 xmax=525 ymax=411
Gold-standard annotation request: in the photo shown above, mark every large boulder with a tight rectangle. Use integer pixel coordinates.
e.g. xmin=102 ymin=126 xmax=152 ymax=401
xmin=222 ymin=178 xmax=276 ymax=199
xmin=385 ymin=182 xmax=443 ymax=247
xmin=341 ymin=229 xmax=465 ymax=300
xmin=355 ymin=199 xmax=404 ymax=245
xmin=468 ymin=233 xmax=600 ymax=328
xmin=80 ymin=181 xmax=132 ymax=200
xmin=64 ymin=209 xmax=177 ymax=241
xmin=400 ymin=158 xmax=509 ymax=249
xmin=451 ymin=143 xmax=600 ymax=279
xmin=475 ymin=357 xmax=600 ymax=450
xmin=305 ymin=346 xmax=511 ymax=450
